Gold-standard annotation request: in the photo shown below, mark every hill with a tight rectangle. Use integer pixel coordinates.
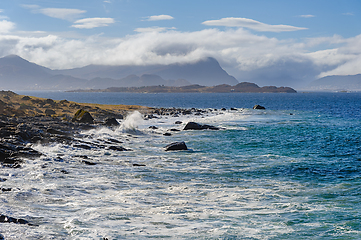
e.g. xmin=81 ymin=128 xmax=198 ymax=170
xmin=69 ymin=82 xmax=297 ymax=93
xmin=308 ymin=74 xmax=361 ymax=91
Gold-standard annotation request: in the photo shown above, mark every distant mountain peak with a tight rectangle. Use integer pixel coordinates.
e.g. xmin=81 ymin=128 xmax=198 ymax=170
xmin=1 ymin=54 xmax=30 ymax=62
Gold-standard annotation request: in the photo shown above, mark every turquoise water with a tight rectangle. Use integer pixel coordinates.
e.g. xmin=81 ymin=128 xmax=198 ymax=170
xmin=2 ymin=92 xmax=361 ymax=239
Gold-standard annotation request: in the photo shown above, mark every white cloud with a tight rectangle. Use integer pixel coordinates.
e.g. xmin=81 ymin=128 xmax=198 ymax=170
xmin=134 ymin=27 xmax=176 ymax=33
xmin=299 ymin=15 xmax=315 ymax=18
xmin=38 ymin=8 xmax=86 ymax=21
xmin=0 ymin=9 xmax=8 ymax=20
xmin=145 ymin=15 xmax=174 ymax=21
xmin=1 ymin=25 xmax=361 ymax=87
xmin=0 ymin=20 xmax=15 ymax=33
xmin=202 ymin=17 xmax=307 ymax=32
xmin=71 ymin=18 xmax=115 ymax=29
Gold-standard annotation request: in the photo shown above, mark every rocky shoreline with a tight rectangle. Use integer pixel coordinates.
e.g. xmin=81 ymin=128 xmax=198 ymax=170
xmin=1 ymin=91 xmax=254 ymax=229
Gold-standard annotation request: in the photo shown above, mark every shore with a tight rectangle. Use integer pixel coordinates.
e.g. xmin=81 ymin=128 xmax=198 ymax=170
xmin=1 ymin=90 xmax=226 ymax=228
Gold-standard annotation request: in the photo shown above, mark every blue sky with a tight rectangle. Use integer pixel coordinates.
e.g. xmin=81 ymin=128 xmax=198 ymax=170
xmin=1 ymin=0 xmax=361 ymax=87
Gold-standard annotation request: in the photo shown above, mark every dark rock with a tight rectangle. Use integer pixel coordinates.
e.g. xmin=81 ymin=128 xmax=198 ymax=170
xmin=253 ymin=105 xmax=266 ymax=110
xmin=72 ymin=109 xmax=94 ymax=124
xmin=13 ymin=148 xmax=42 ymax=159
xmin=165 ymin=141 xmax=188 ymax=151
xmin=182 ymin=110 xmax=192 ymax=115
xmin=59 ymin=99 xmax=69 ymax=104
xmin=149 ymin=126 xmax=158 ymax=129
xmin=108 ymin=146 xmax=129 ymax=151
xmin=133 ymin=163 xmax=146 ymax=167
xmin=169 ymin=128 xmax=180 ymax=132
xmin=107 ymin=138 xmax=123 ymax=144
xmin=231 ymin=107 xmax=237 ymax=111
xmin=15 ymin=123 xmax=38 ymax=142
xmin=73 ymin=144 xmax=92 ymax=150
xmin=82 ymin=160 xmax=96 ymax=165
xmin=104 ymin=117 xmax=120 ymax=127
xmin=183 ymin=122 xmax=219 ymax=130
xmin=0 ymin=214 xmax=29 ymax=225
xmin=46 ymin=128 xmax=68 ymax=136
xmin=21 ymin=96 xmax=31 ymax=100
xmin=45 ymin=109 xmax=56 ymax=116
xmin=45 ymin=98 xmax=55 ymax=105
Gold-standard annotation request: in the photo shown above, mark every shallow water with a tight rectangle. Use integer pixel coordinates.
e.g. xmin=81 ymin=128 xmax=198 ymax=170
xmin=1 ymin=92 xmax=361 ymax=239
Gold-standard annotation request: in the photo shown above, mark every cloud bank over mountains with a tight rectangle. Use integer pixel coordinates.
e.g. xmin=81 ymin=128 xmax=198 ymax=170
xmin=0 ymin=6 xmax=361 ymax=89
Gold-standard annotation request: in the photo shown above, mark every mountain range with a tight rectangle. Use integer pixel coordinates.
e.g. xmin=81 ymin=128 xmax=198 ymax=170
xmin=1 ymin=54 xmax=359 ymax=91
xmin=0 ymin=55 xmax=238 ymax=90
xmin=308 ymin=74 xmax=361 ymax=91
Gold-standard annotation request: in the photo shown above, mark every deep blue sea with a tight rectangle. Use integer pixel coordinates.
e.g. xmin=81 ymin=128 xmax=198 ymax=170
xmin=2 ymin=91 xmax=361 ymax=239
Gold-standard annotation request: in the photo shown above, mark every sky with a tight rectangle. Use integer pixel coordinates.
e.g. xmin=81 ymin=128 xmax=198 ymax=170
xmin=1 ymin=0 xmax=361 ymax=88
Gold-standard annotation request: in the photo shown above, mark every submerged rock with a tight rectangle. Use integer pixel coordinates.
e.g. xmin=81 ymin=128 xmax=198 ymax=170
xmin=183 ymin=122 xmax=219 ymax=130
xmin=165 ymin=141 xmax=188 ymax=151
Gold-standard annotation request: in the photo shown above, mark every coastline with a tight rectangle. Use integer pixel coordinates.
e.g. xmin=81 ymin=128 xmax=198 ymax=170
xmin=66 ymin=82 xmax=297 ymax=93
xmin=1 ymin=90 xmax=224 ymax=227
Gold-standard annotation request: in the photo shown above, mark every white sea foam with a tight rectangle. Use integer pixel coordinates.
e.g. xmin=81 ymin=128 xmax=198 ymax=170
xmin=1 ymin=108 xmax=358 ymax=239
xmin=120 ymin=111 xmax=144 ymax=132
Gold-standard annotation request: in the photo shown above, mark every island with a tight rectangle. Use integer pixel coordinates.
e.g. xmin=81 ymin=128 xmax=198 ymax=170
xmin=68 ymin=82 xmax=297 ymax=93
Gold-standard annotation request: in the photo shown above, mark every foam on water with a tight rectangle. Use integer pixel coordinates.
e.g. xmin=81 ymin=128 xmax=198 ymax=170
xmin=1 ymin=107 xmax=361 ymax=239
xmin=120 ymin=111 xmax=144 ymax=132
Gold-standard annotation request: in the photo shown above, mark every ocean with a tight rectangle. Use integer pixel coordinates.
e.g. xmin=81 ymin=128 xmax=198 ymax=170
xmin=2 ymin=91 xmax=361 ymax=239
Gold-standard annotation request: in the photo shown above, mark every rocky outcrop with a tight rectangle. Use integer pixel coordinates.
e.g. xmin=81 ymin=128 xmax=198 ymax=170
xmin=165 ymin=141 xmax=188 ymax=151
xmin=253 ymin=105 xmax=266 ymax=110
xmin=0 ymin=214 xmax=35 ymax=226
xmin=72 ymin=109 xmax=94 ymax=124
xmin=103 ymin=117 xmax=120 ymax=127
xmin=183 ymin=122 xmax=219 ymax=130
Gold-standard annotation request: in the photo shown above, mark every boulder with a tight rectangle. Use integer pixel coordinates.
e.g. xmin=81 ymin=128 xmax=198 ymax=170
xmin=183 ymin=122 xmax=219 ymax=130
xmin=46 ymin=128 xmax=68 ymax=136
xmin=108 ymin=146 xmax=129 ymax=151
xmin=72 ymin=109 xmax=94 ymax=124
xmin=59 ymin=99 xmax=69 ymax=104
xmin=45 ymin=109 xmax=56 ymax=116
xmin=104 ymin=117 xmax=120 ymax=127
xmin=165 ymin=141 xmax=188 ymax=151
xmin=253 ymin=105 xmax=266 ymax=110
xmin=21 ymin=96 xmax=31 ymax=101
xmin=0 ymin=214 xmax=33 ymax=225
